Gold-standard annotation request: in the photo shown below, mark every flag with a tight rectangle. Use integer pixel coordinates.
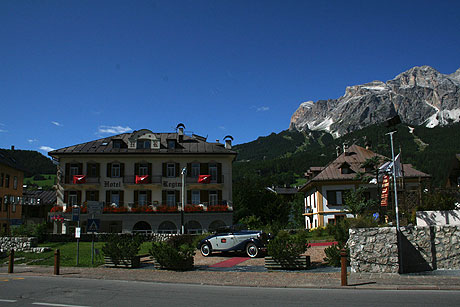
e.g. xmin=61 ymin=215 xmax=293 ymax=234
xmin=380 ymin=175 xmax=390 ymax=207
xmin=379 ymin=153 xmax=402 ymax=178
xmin=135 ymin=175 xmax=149 ymax=184
xmin=198 ymin=175 xmax=211 ymax=184
xmin=73 ymin=175 xmax=86 ymax=184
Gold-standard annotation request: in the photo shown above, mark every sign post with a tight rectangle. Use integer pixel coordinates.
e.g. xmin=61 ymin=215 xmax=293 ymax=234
xmin=72 ymin=207 xmax=81 ymax=266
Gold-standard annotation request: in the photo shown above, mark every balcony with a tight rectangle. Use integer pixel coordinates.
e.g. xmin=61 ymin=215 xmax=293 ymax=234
xmin=186 ymin=175 xmax=224 ymax=185
xmin=123 ymin=175 xmax=162 ymax=185
xmin=63 ymin=175 xmax=100 ymax=185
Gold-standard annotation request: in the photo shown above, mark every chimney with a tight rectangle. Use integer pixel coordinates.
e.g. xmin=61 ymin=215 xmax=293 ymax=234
xmin=11 ymin=145 xmax=15 ymax=151
xmin=343 ymin=143 xmax=348 ymax=155
xmin=178 ymin=127 xmax=184 ymax=142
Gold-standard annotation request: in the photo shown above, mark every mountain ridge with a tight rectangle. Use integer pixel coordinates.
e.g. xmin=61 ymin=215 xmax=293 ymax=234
xmin=290 ymin=65 xmax=460 ymax=137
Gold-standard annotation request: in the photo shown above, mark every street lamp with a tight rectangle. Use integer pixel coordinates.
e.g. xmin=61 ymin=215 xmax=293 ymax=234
xmin=386 ymin=131 xmax=400 ymax=231
xmin=181 ymin=167 xmax=187 ymax=235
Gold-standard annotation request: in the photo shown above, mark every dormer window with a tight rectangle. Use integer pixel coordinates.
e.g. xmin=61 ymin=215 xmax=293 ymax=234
xmin=168 ymin=140 xmax=176 ymax=149
xmin=113 ymin=140 xmax=124 ymax=149
xmin=137 ymin=139 xmax=151 ymax=149
xmin=339 ymin=162 xmax=353 ymax=174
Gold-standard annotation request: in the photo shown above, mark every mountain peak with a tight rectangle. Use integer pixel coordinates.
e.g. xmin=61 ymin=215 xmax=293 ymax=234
xmin=290 ymin=65 xmax=460 ymax=137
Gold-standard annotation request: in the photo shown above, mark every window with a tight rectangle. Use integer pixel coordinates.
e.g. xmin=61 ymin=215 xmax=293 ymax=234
xmin=68 ymin=191 xmax=78 ymax=205
xmin=139 ymin=163 xmax=148 ymax=176
xmin=112 ymin=163 xmax=121 ymax=178
xmin=13 ymin=176 xmax=18 ymax=190
xmin=2 ymin=196 xmax=6 ymax=211
xmin=0 ymin=173 xmax=3 ymax=187
xmin=139 ymin=191 xmax=148 ymax=206
xmin=191 ymin=190 xmax=200 ymax=205
xmin=87 ymin=191 xmax=98 ymax=201
xmin=326 ymin=190 xmax=350 ymax=205
xmin=167 ymin=163 xmax=175 ymax=178
xmin=110 ymin=191 xmax=120 ymax=206
xmin=5 ymin=175 xmax=10 ymax=188
xmin=70 ymin=164 xmax=79 ymax=176
xmin=87 ymin=163 xmax=98 ymax=177
xmin=167 ymin=191 xmax=176 ymax=206
xmin=113 ymin=140 xmax=123 ymax=148
xmin=137 ymin=139 xmax=151 ymax=149
xmin=209 ymin=163 xmax=218 ymax=182
xmin=191 ymin=163 xmax=200 ymax=178
xmin=209 ymin=191 xmax=218 ymax=206
xmin=168 ymin=140 xmax=175 ymax=149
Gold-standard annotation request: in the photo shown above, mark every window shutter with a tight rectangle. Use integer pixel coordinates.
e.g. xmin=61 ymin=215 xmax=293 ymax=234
xmin=78 ymin=163 xmax=83 ymax=175
xmin=187 ymin=163 xmax=191 ymax=177
xmin=65 ymin=163 xmax=70 ymax=184
xmin=175 ymin=163 xmax=180 ymax=177
xmin=200 ymin=190 xmax=209 ymax=203
xmin=162 ymin=163 xmax=166 ymax=177
xmin=86 ymin=163 xmax=91 ymax=176
xmin=86 ymin=191 xmax=90 ymax=201
xmin=96 ymin=163 xmax=100 ymax=177
xmin=187 ymin=190 xmax=191 ymax=204
xmin=148 ymin=163 xmax=152 ymax=176
xmin=217 ymin=163 xmax=222 ymax=183
xmin=77 ymin=191 xmax=82 ymax=204
xmin=175 ymin=190 xmax=180 ymax=205
xmin=94 ymin=191 xmax=99 ymax=201
xmin=120 ymin=190 xmax=124 ymax=206
xmin=147 ymin=190 xmax=152 ymax=203
xmin=201 ymin=163 xmax=209 ymax=175
xmin=218 ymin=190 xmax=222 ymax=204
xmin=106 ymin=191 xmax=110 ymax=205
xmin=162 ymin=190 xmax=166 ymax=204
xmin=135 ymin=163 xmax=139 ymax=175
xmin=120 ymin=163 xmax=125 ymax=177
xmin=134 ymin=191 xmax=139 ymax=204
xmin=64 ymin=191 xmax=69 ymax=204
xmin=107 ymin=163 xmax=112 ymax=177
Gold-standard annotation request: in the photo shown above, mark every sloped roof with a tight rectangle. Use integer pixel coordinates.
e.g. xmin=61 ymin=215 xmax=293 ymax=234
xmin=300 ymin=145 xmax=430 ymax=191
xmin=0 ymin=149 xmax=23 ymax=171
xmin=23 ymin=190 xmax=56 ymax=205
xmin=48 ymin=130 xmax=236 ymax=156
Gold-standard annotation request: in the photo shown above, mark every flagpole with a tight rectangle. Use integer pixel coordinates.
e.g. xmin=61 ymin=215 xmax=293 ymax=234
xmin=386 ymin=131 xmax=400 ymax=231
xmin=181 ymin=167 xmax=187 ymax=235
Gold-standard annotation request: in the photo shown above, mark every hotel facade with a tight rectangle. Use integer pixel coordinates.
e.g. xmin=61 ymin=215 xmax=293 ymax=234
xmin=48 ymin=125 xmax=236 ymax=234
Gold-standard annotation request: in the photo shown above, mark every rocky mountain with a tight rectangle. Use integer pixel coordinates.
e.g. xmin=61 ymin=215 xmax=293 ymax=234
xmin=290 ymin=66 xmax=460 ymax=137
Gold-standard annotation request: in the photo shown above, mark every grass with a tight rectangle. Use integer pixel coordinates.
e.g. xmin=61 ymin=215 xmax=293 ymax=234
xmin=2 ymin=241 xmax=154 ymax=267
xmin=24 ymin=174 xmax=56 ymax=189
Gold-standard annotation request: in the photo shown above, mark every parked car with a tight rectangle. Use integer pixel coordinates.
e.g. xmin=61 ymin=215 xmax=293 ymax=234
xmin=197 ymin=226 xmax=270 ymax=258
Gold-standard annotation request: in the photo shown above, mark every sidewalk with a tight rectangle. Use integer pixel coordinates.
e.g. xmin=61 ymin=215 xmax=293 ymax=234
xmin=2 ymin=263 xmax=460 ymax=291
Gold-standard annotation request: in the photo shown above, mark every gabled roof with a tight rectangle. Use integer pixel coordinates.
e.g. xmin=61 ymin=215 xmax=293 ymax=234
xmin=300 ymin=145 xmax=430 ymax=191
xmin=48 ymin=130 xmax=237 ymax=156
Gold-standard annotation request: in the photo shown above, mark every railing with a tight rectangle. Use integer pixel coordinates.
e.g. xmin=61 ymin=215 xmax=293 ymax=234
xmin=186 ymin=175 xmax=224 ymax=184
xmin=62 ymin=176 xmax=100 ymax=184
xmin=123 ymin=175 xmax=162 ymax=184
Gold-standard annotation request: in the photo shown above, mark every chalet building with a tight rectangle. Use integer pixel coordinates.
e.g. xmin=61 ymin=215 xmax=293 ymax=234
xmin=299 ymin=145 xmax=430 ymax=229
xmin=48 ymin=125 xmax=236 ymax=234
xmin=0 ymin=149 xmax=24 ymax=234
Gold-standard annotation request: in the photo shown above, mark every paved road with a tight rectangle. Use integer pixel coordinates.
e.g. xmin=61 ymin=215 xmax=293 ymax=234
xmin=1 ymin=275 xmax=460 ymax=306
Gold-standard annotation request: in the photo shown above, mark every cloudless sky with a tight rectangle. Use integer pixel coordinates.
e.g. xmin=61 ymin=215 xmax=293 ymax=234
xmin=1 ymin=0 xmax=460 ymax=154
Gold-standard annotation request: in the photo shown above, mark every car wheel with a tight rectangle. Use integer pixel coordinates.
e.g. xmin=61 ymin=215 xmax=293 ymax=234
xmin=246 ymin=242 xmax=259 ymax=258
xmin=200 ymin=243 xmax=212 ymax=257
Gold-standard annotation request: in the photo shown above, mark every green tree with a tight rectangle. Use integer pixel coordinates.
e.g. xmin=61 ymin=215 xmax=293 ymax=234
xmin=343 ymin=187 xmax=378 ymax=218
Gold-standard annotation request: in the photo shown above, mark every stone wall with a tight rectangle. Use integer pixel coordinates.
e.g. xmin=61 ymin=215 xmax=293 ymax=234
xmin=349 ymin=226 xmax=460 ymax=273
xmin=0 ymin=237 xmax=38 ymax=253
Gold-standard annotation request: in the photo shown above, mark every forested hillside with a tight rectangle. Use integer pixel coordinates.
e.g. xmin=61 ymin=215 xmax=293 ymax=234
xmin=0 ymin=149 xmax=56 ymax=177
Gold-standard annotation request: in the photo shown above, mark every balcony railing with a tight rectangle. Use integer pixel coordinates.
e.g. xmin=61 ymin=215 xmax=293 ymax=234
xmin=63 ymin=176 xmax=100 ymax=184
xmin=123 ymin=175 xmax=162 ymax=184
xmin=186 ymin=175 xmax=224 ymax=184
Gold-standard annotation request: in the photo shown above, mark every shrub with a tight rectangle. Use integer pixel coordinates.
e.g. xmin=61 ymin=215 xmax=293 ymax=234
xmin=102 ymin=234 xmax=143 ymax=267
xmin=324 ymin=244 xmax=348 ymax=267
xmin=150 ymin=235 xmax=195 ymax=271
xmin=10 ymin=223 xmax=48 ymax=243
xmin=267 ymin=230 xmax=309 ymax=262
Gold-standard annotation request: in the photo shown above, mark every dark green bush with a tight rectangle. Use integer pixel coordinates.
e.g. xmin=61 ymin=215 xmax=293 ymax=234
xmin=150 ymin=235 xmax=195 ymax=271
xmin=324 ymin=245 xmax=348 ymax=267
xmin=11 ymin=223 xmax=48 ymax=243
xmin=267 ymin=230 xmax=309 ymax=261
xmin=102 ymin=234 xmax=143 ymax=266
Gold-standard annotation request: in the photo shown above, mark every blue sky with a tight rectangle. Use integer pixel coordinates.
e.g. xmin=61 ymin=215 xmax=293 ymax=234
xmin=1 ymin=0 xmax=460 ymax=154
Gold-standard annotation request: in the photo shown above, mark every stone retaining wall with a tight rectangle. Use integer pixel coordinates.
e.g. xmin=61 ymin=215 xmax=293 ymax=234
xmin=0 ymin=237 xmax=38 ymax=253
xmin=349 ymin=226 xmax=460 ymax=273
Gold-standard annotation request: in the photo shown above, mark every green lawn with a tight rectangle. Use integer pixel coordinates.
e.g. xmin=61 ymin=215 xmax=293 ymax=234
xmin=24 ymin=174 xmax=57 ymax=189
xmin=6 ymin=241 xmax=153 ymax=267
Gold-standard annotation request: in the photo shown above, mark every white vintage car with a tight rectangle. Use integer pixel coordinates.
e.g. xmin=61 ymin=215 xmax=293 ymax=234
xmin=197 ymin=226 xmax=269 ymax=258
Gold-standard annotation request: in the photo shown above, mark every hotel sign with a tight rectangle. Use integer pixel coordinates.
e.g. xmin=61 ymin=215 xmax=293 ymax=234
xmin=162 ymin=178 xmax=182 ymax=189
xmin=104 ymin=180 xmax=122 ymax=188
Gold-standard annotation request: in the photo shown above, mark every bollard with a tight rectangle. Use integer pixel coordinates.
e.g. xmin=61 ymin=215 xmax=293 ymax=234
xmin=54 ymin=249 xmax=60 ymax=275
xmin=8 ymin=249 xmax=14 ymax=274
xmin=340 ymin=248 xmax=348 ymax=286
